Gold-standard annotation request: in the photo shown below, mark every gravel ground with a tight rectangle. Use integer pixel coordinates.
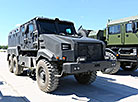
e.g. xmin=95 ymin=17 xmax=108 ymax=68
xmin=0 ymin=52 xmax=138 ymax=102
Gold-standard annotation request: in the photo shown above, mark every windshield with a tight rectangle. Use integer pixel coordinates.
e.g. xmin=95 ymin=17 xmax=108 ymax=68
xmin=37 ymin=19 xmax=76 ymax=35
xmin=58 ymin=22 xmax=76 ymax=35
xmin=37 ymin=20 xmax=57 ymax=34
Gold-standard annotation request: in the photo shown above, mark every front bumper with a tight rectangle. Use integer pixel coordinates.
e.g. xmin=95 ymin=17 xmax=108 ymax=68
xmin=63 ymin=60 xmax=116 ymax=74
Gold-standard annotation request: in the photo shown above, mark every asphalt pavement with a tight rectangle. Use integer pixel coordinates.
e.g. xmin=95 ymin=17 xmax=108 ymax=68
xmin=0 ymin=52 xmax=138 ymax=102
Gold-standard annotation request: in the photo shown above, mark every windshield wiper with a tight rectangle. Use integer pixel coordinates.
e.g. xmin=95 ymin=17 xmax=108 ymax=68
xmin=58 ymin=32 xmax=82 ymax=38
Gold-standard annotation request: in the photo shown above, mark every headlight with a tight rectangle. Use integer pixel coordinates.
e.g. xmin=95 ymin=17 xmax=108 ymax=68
xmin=62 ymin=43 xmax=71 ymax=50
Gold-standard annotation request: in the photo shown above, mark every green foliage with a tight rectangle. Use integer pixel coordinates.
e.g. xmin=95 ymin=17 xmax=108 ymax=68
xmin=0 ymin=45 xmax=8 ymax=49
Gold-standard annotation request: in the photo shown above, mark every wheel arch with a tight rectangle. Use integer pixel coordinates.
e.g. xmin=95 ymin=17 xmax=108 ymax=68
xmin=36 ymin=49 xmax=55 ymax=64
xmin=36 ymin=55 xmax=49 ymax=65
xmin=7 ymin=46 xmax=21 ymax=60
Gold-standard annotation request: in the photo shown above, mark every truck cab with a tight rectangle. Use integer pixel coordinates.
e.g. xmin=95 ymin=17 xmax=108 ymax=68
xmin=107 ymin=16 xmax=138 ymax=46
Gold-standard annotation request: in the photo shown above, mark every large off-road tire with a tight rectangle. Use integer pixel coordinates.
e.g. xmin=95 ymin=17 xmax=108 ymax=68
xmin=12 ymin=57 xmax=23 ymax=75
xmin=8 ymin=56 xmax=13 ymax=73
xmin=102 ymin=51 xmax=120 ymax=74
xmin=121 ymin=62 xmax=137 ymax=71
xmin=74 ymin=71 xmax=97 ymax=84
xmin=36 ymin=59 xmax=59 ymax=93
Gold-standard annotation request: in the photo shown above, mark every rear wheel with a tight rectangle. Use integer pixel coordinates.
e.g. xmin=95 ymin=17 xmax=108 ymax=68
xmin=8 ymin=56 xmax=13 ymax=73
xmin=102 ymin=51 xmax=120 ymax=74
xmin=121 ymin=62 xmax=137 ymax=71
xmin=74 ymin=71 xmax=97 ymax=84
xmin=12 ymin=57 xmax=23 ymax=75
xmin=36 ymin=59 xmax=59 ymax=93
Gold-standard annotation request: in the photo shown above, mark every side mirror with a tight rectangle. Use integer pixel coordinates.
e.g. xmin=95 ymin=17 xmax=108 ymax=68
xmin=78 ymin=29 xmax=88 ymax=37
xmin=24 ymin=24 xmax=29 ymax=34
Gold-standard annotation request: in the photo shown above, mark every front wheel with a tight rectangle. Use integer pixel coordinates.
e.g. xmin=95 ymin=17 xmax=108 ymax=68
xmin=74 ymin=71 xmax=97 ymax=84
xmin=102 ymin=51 xmax=120 ymax=74
xmin=36 ymin=59 xmax=59 ymax=93
xmin=102 ymin=62 xmax=120 ymax=74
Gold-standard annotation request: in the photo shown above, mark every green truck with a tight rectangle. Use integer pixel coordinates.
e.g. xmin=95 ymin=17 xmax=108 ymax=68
xmin=88 ymin=15 xmax=138 ymax=74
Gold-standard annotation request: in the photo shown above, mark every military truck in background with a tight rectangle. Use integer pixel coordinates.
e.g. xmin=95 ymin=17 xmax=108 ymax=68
xmin=7 ymin=17 xmax=115 ymax=92
xmin=87 ymin=16 xmax=138 ymax=74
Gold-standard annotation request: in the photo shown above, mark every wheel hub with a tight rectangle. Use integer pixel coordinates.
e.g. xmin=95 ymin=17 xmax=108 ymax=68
xmin=13 ymin=61 xmax=16 ymax=73
xmin=39 ymin=69 xmax=46 ymax=83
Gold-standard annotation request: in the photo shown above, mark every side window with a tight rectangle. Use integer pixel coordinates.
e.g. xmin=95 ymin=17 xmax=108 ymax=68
xmin=126 ymin=23 xmax=132 ymax=33
xmin=21 ymin=26 xmax=25 ymax=35
xmin=108 ymin=25 xmax=120 ymax=34
xmin=29 ymin=24 xmax=34 ymax=32
xmin=136 ymin=22 xmax=138 ymax=29
xmin=108 ymin=26 xmax=113 ymax=34
xmin=134 ymin=22 xmax=138 ymax=32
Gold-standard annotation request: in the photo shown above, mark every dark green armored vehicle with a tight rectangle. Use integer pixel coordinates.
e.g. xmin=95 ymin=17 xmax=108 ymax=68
xmin=7 ymin=17 xmax=115 ymax=92
xmin=88 ymin=16 xmax=138 ymax=74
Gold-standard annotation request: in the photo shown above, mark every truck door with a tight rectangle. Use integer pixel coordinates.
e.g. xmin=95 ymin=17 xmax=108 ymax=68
xmin=27 ymin=23 xmax=34 ymax=49
xmin=124 ymin=22 xmax=138 ymax=45
xmin=107 ymin=24 xmax=122 ymax=45
xmin=26 ymin=23 xmax=38 ymax=50
xmin=21 ymin=22 xmax=38 ymax=50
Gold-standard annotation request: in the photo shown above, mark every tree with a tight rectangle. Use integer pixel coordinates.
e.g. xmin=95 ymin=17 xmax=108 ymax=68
xmin=0 ymin=45 xmax=8 ymax=49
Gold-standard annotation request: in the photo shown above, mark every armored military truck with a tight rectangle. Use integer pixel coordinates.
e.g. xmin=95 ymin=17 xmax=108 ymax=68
xmin=88 ymin=15 xmax=138 ymax=74
xmin=7 ymin=17 xmax=115 ymax=92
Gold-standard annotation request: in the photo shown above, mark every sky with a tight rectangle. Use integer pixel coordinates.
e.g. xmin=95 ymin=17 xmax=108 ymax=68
xmin=0 ymin=0 xmax=138 ymax=45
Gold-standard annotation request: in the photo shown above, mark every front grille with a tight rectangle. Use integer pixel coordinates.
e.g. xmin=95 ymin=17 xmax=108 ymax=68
xmin=119 ymin=55 xmax=137 ymax=60
xmin=78 ymin=43 xmax=103 ymax=61
xmin=120 ymin=49 xmax=133 ymax=54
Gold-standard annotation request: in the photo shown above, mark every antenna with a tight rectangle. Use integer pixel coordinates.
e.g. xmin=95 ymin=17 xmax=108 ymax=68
xmin=78 ymin=25 xmax=83 ymax=31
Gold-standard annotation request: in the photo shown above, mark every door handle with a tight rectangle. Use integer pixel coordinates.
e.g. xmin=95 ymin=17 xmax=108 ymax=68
xmin=126 ymin=35 xmax=129 ymax=37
